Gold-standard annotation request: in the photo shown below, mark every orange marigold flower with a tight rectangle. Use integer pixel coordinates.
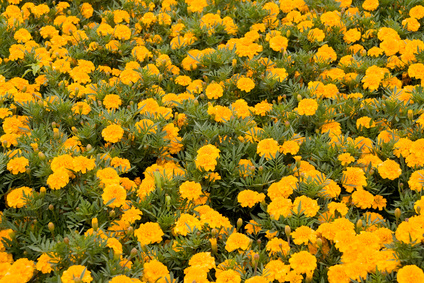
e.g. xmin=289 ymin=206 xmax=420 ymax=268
xmin=225 ymin=232 xmax=250 ymax=252
xmin=289 ymin=251 xmax=317 ymax=274
xmin=342 ymin=167 xmax=367 ymax=192
xmin=297 ymin=99 xmax=318 ymax=116
xmin=269 ymin=35 xmax=288 ymax=52
xmin=237 ymin=190 xmax=265 ymax=208
xmin=338 ymin=153 xmax=354 ymax=166
xmin=102 ymin=124 xmax=124 ymax=143
xmin=351 ymin=189 xmax=374 ymax=209
xmin=47 ymin=167 xmax=70 ymax=190
xmin=257 ymin=138 xmax=279 ymax=160
xmin=377 ymin=159 xmax=401 ymax=180
xmin=102 ymin=184 xmax=126 ymax=208
xmin=103 ymin=94 xmax=122 ymax=110
xmin=266 ymin=237 xmax=290 ymax=256
xmin=291 ymin=226 xmax=317 ymax=245
xmin=179 ymin=181 xmax=203 ymax=201
xmin=174 ymin=214 xmax=201 ymax=236
xmin=293 ymin=196 xmax=319 ymax=217
xmin=61 ymin=265 xmax=93 ymax=283
xmin=216 ymin=269 xmax=241 ymax=283
xmin=142 ymin=259 xmax=169 ymax=283
xmin=6 ymin=186 xmax=32 ymax=208
xmin=134 ymin=222 xmax=164 ymax=246
xmin=7 ymin=156 xmax=29 ymax=175
xmin=397 ymin=265 xmax=424 ymax=283
xmin=236 ymin=77 xmax=255 ymax=92
xmin=205 ymin=82 xmax=224 ymax=99
xmin=280 ymin=140 xmax=299 ymax=155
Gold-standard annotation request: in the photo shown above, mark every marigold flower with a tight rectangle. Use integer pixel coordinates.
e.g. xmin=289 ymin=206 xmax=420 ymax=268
xmin=267 ymin=197 xmax=293 ymax=220
xmin=103 ymin=94 xmax=122 ymax=110
xmin=205 ymin=82 xmax=224 ymax=99
xmin=377 ymin=159 xmax=401 ymax=180
xmin=216 ymin=269 xmax=241 ymax=283
xmin=257 ymin=138 xmax=279 ymax=160
xmin=397 ymin=265 xmax=424 ymax=283
xmin=134 ymin=222 xmax=164 ymax=246
xmin=102 ymin=124 xmax=124 ymax=143
xmin=342 ymin=167 xmax=367 ymax=192
xmin=179 ymin=181 xmax=203 ymax=201
xmin=47 ymin=167 xmax=70 ymax=190
xmin=293 ymin=196 xmax=319 ymax=217
xmin=225 ymin=232 xmax=250 ymax=252
xmin=102 ymin=184 xmax=126 ymax=208
xmin=61 ymin=265 xmax=93 ymax=283
xmin=289 ymin=251 xmax=317 ymax=274
xmin=237 ymin=190 xmax=265 ymax=208
xmin=297 ymin=99 xmax=318 ymax=116
xmin=266 ymin=237 xmax=290 ymax=256
xmin=7 ymin=156 xmax=29 ymax=175
xmin=6 ymin=186 xmax=32 ymax=208
xmin=291 ymin=226 xmax=317 ymax=245
xmin=236 ymin=77 xmax=255 ymax=92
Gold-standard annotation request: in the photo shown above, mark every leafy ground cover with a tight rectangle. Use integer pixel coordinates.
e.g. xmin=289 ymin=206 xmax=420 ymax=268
xmin=1 ymin=0 xmax=424 ymax=282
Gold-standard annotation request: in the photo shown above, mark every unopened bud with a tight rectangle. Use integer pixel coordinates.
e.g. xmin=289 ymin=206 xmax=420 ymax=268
xmin=71 ymin=127 xmax=78 ymax=134
xmin=86 ymin=144 xmax=92 ymax=151
xmin=109 ymin=210 xmax=115 ymax=218
xmin=52 ymin=122 xmax=57 ymax=128
xmin=131 ymin=248 xmax=138 ymax=257
xmin=417 ymin=206 xmax=422 ymax=214
xmin=48 ymin=204 xmax=54 ymax=211
xmin=40 ymin=187 xmax=46 ymax=196
xmin=285 ymin=225 xmax=291 ymax=236
xmin=127 ymin=226 xmax=134 ymax=235
xmin=284 ymin=121 xmax=290 ymax=127
xmin=316 ymin=238 xmax=322 ymax=248
xmin=408 ymin=109 xmax=414 ymax=120
xmin=92 ymin=218 xmax=98 ymax=231
xmin=38 ymin=152 xmax=46 ymax=160
xmin=211 ymin=229 xmax=217 ymax=238
xmin=395 ymin=208 xmax=401 ymax=219
xmin=210 ymin=238 xmax=217 ymax=254
xmin=356 ymin=219 xmax=363 ymax=230
xmin=48 ymin=222 xmax=54 ymax=232
xmin=64 ymin=237 xmax=69 ymax=245
xmin=296 ymin=94 xmax=302 ymax=101
xmin=237 ymin=218 xmax=243 ymax=230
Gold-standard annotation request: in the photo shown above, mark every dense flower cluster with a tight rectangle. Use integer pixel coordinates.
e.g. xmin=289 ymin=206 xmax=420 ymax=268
xmin=0 ymin=0 xmax=424 ymax=282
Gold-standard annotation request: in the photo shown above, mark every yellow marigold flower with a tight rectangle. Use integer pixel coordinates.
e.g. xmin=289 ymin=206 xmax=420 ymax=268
xmin=291 ymin=226 xmax=317 ymax=245
xmin=103 ymin=94 xmax=122 ymax=110
xmin=351 ymin=188 xmax=374 ymax=209
xmin=266 ymin=237 xmax=290 ymax=256
xmin=134 ymin=222 xmax=164 ymax=246
xmin=225 ymin=232 xmax=250 ymax=252
xmin=47 ymin=167 xmax=70 ymax=190
xmin=362 ymin=0 xmax=379 ymax=11
xmin=36 ymin=253 xmax=55 ymax=274
xmin=2 ymin=258 xmax=35 ymax=282
xmin=106 ymin=238 xmax=122 ymax=255
xmin=7 ymin=156 xmax=29 ymax=174
xmin=397 ymin=265 xmax=424 ymax=283
xmin=257 ymin=138 xmax=279 ymax=160
xmin=308 ymin=28 xmax=325 ymax=42
xmin=61 ymin=265 xmax=93 ymax=283
xmin=289 ymin=251 xmax=317 ymax=274
xmin=205 ymin=82 xmax=223 ymax=99
xmin=216 ymin=269 xmax=241 ymax=283
xmin=6 ymin=186 xmax=32 ymax=208
xmin=188 ymin=252 xmax=215 ymax=271
xmin=102 ymin=184 xmax=126 ymax=208
xmin=297 ymin=99 xmax=318 ymax=116
xmin=236 ymin=77 xmax=255 ymax=92
xmin=356 ymin=116 xmax=375 ymax=129
xmin=102 ymin=124 xmax=124 ymax=143
xmin=142 ymin=259 xmax=170 ymax=283
xmin=264 ymin=260 xmax=290 ymax=282
xmin=72 ymin=102 xmax=91 ymax=115
xmin=268 ymin=176 xmax=297 ymax=201
xmin=377 ymin=159 xmax=401 ymax=180
xmin=269 ymin=35 xmax=288 ymax=52
xmin=314 ymin=44 xmax=337 ymax=63
xmin=80 ymin=3 xmax=93 ymax=18
xmin=121 ymin=207 xmax=143 ymax=224
xmin=338 ymin=153 xmax=354 ymax=166
xmin=343 ymin=28 xmax=361 ymax=44
xmin=410 ymin=5 xmax=424 ymax=19
xmin=179 ymin=181 xmax=202 ymax=201
xmin=342 ymin=167 xmax=367 ymax=192
xmin=174 ymin=214 xmax=201 ymax=236
xmin=267 ymin=197 xmax=293 ymax=220
xmin=237 ymin=190 xmax=265 ymax=208
xmin=72 ymin=156 xmax=95 ymax=174
xmin=14 ymin=28 xmax=32 ymax=43
xmin=293 ymin=196 xmax=319 ymax=217
xmin=254 ymin=101 xmax=272 ymax=116
xmin=280 ymin=140 xmax=299 ymax=155
xmin=408 ymin=170 xmax=424 ymax=192
xmin=109 ymin=275 xmax=135 ymax=283
xmin=327 ymin=265 xmax=350 ymax=283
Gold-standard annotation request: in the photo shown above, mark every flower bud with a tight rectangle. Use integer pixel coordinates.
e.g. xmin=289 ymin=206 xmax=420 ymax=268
xmin=316 ymin=238 xmax=322 ymax=248
xmin=127 ymin=226 xmax=134 ymax=235
xmin=72 ymin=127 xmax=78 ymax=134
xmin=86 ymin=144 xmax=92 ymax=151
xmin=356 ymin=219 xmax=363 ymax=230
xmin=38 ymin=152 xmax=46 ymax=160
xmin=296 ymin=94 xmax=302 ymax=101
xmin=109 ymin=210 xmax=116 ymax=218
xmin=48 ymin=204 xmax=54 ymax=211
xmin=285 ymin=225 xmax=291 ymax=236
xmin=210 ymin=238 xmax=217 ymax=254
xmin=417 ymin=206 xmax=421 ymax=214
xmin=395 ymin=208 xmax=401 ymax=219
xmin=40 ymin=187 xmax=46 ymax=196
xmin=408 ymin=109 xmax=414 ymax=120
xmin=48 ymin=222 xmax=54 ymax=233
xmin=130 ymin=248 xmax=138 ymax=257
xmin=64 ymin=237 xmax=69 ymax=245
xmin=211 ymin=229 xmax=217 ymax=238
xmin=92 ymin=218 xmax=98 ymax=231
xmin=237 ymin=218 xmax=243 ymax=230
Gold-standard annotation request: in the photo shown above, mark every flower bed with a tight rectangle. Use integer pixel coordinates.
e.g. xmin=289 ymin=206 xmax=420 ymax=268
xmin=0 ymin=0 xmax=424 ymax=282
